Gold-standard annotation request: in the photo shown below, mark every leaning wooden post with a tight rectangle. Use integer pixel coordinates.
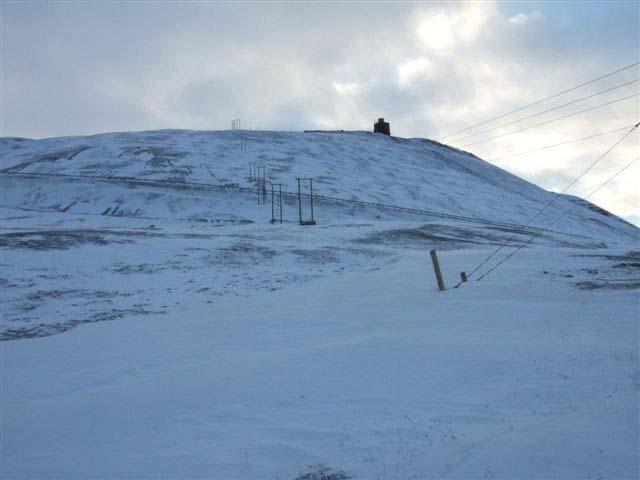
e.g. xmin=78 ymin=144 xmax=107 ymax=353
xmin=430 ymin=249 xmax=446 ymax=291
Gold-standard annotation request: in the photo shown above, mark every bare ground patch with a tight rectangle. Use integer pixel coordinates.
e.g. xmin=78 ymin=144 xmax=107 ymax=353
xmin=1 ymin=307 xmax=163 ymax=341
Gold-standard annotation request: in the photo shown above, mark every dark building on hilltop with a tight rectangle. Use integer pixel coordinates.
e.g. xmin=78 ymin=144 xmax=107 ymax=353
xmin=374 ymin=118 xmax=390 ymax=135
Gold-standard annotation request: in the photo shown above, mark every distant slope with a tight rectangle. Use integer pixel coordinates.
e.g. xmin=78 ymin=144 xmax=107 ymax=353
xmin=1 ymin=130 xmax=637 ymax=243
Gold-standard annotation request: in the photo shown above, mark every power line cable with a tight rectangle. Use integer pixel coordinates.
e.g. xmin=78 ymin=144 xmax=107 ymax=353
xmin=475 ymin=155 xmax=640 ymax=282
xmin=460 ymin=93 xmax=639 ymax=149
xmin=486 ymin=124 xmax=636 ymax=162
xmin=438 ymin=61 xmax=639 ymax=141
xmin=455 ymin=122 xmax=639 ymax=287
xmin=549 ymin=157 xmax=640 ymax=225
xmin=450 ymin=79 xmax=639 ymax=144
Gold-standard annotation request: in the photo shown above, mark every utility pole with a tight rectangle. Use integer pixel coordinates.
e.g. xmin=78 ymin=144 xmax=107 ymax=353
xmin=297 ymin=177 xmax=302 ymax=223
xmin=271 ymin=183 xmax=275 ymax=222
xmin=270 ymin=183 xmax=283 ymax=224
xmin=279 ymin=184 xmax=283 ymax=223
xmin=262 ymin=171 xmax=267 ymax=205
xmin=296 ymin=177 xmax=316 ymax=225
xmin=309 ymin=177 xmax=314 ymax=224
xmin=257 ymin=166 xmax=266 ymax=205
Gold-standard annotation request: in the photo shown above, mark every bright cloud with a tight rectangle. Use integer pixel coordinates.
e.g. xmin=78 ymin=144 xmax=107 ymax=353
xmin=416 ymin=12 xmax=456 ymax=51
xmin=509 ymin=11 xmax=543 ymax=27
xmin=397 ymin=56 xmax=433 ymax=87
xmin=416 ymin=1 xmax=497 ymax=51
xmin=333 ymin=82 xmax=361 ymax=96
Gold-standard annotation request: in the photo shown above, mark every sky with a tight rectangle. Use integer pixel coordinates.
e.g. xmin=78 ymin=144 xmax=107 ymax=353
xmin=1 ymin=1 xmax=639 ymax=224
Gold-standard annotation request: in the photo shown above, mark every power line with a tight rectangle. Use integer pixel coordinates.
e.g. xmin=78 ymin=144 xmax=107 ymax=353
xmin=456 ymin=123 xmax=639 ymax=287
xmin=486 ymin=124 xmax=637 ymax=162
xmin=450 ymin=79 xmax=639 ymax=144
xmin=475 ymin=155 xmax=640 ymax=282
xmin=438 ymin=61 xmax=639 ymax=141
xmin=551 ymin=156 xmax=640 ymax=225
xmin=460 ymin=93 xmax=639 ymax=149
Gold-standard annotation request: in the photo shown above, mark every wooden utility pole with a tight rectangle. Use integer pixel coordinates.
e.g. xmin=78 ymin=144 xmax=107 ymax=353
xmin=430 ymin=249 xmax=446 ymax=291
xmin=296 ymin=177 xmax=316 ymax=225
xmin=271 ymin=183 xmax=275 ymax=222
xmin=269 ymin=183 xmax=283 ymax=224
xmin=297 ymin=178 xmax=302 ymax=223
xmin=256 ymin=166 xmax=266 ymax=205
xmin=278 ymin=184 xmax=283 ymax=223
xmin=309 ymin=177 xmax=314 ymax=224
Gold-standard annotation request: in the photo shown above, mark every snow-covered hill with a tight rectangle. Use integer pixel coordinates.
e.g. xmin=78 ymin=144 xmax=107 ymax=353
xmin=1 ymin=130 xmax=639 ymax=479
xmin=1 ymin=129 xmax=637 ymax=242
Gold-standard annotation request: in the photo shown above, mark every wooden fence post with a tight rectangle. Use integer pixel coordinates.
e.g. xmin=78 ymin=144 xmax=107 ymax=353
xmin=430 ymin=249 xmax=446 ymax=291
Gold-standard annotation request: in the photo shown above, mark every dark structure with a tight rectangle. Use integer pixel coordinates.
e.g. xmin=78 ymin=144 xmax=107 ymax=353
xmin=270 ymin=183 xmax=283 ymax=224
xmin=297 ymin=177 xmax=316 ymax=226
xmin=374 ymin=118 xmax=390 ymax=135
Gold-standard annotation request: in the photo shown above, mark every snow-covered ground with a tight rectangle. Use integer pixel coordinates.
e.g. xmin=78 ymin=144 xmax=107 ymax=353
xmin=1 ymin=129 xmax=639 ymax=478
xmin=2 ymin=247 xmax=639 ymax=479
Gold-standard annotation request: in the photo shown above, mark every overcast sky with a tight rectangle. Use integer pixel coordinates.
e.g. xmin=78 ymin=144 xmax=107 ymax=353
xmin=2 ymin=1 xmax=638 ymax=224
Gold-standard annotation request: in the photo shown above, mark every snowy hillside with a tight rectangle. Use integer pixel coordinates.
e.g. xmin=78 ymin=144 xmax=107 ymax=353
xmin=1 ymin=129 xmax=639 ymax=479
xmin=1 ymin=129 xmax=637 ymax=242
